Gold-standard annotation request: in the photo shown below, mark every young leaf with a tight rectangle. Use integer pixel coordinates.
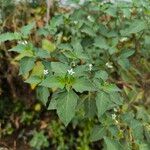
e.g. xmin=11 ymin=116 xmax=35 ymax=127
xmin=42 ymin=39 xmax=56 ymax=52
xmin=56 ymin=90 xmax=78 ymax=126
xmin=96 ymin=91 xmax=111 ymax=118
xmin=19 ymin=57 xmax=35 ymax=75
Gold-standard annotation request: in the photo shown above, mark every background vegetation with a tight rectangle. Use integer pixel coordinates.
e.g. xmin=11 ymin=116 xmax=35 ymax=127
xmin=0 ymin=0 xmax=150 ymax=149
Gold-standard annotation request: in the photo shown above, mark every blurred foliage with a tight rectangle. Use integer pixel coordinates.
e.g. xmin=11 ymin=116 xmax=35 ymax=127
xmin=0 ymin=0 xmax=150 ymax=150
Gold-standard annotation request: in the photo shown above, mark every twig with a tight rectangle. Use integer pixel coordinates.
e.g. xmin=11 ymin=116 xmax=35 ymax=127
xmin=46 ymin=0 xmax=53 ymax=24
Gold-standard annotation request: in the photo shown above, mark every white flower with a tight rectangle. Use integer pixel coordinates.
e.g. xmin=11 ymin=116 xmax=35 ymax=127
xmin=113 ymin=108 xmax=118 ymax=112
xmin=89 ymin=64 xmax=93 ymax=71
xmin=115 ymin=120 xmax=119 ymax=124
xmin=44 ymin=69 xmax=49 ymax=75
xmin=120 ymin=37 xmax=128 ymax=42
xmin=74 ymin=21 xmax=78 ymax=24
xmin=18 ymin=40 xmax=28 ymax=45
xmin=87 ymin=15 xmax=94 ymax=22
xmin=106 ymin=62 xmax=113 ymax=69
xmin=67 ymin=68 xmax=75 ymax=75
xmin=112 ymin=114 xmax=116 ymax=120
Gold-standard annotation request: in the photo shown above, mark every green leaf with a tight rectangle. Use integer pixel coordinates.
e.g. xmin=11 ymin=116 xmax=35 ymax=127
xmin=71 ymin=38 xmax=83 ymax=52
xmin=56 ymin=90 xmax=78 ymax=126
xmin=72 ymin=77 xmax=96 ymax=93
xmin=139 ymin=143 xmax=150 ymax=150
xmin=31 ymin=61 xmax=44 ymax=77
xmin=42 ymin=39 xmax=56 ymax=52
xmin=40 ymin=76 xmax=65 ymax=89
xmin=25 ymin=76 xmax=41 ymax=84
xmin=36 ymin=86 xmax=50 ymax=106
xmin=9 ymin=44 xmax=26 ymax=53
xmin=130 ymin=119 xmax=144 ymax=140
xmin=84 ymin=98 xmax=96 ymax=118
xmin=105 ymin=5 xmax=117 ymax=17
xmin=19 ymin=57 xmax=35 ymax=75
xmin=51 ymin=62 xmax=68 ymax=74
xmin=95 ymin=70 xmax=108 ymax=81
xmin=119 ymin=50 xmax=135 ymax=59
xmin=20 ymin=22 xmax=35 ymax=36
xmin=90 ymin=125 xmax=106 ymax=142
xmin=94 ymin=37 xmax=108 ymax=49
xmin=35 ymin=48 xmax=50 ymax=58
xmin=109 ymin=92 xmax=123 ymax=105
xmin=81 ymin=26 xmax=96 ymax=37
xmin=74 ymin=65 xmax=87 ymax=77
xmin=120 ymin=20 xmax=147 ymax=36
xmin=102 ymin=83 xmax=121 ymax=93
xmin=104 ymin=137 xmax=122 ymax=150
xmin=0 ymin=32 xmax=21 ymax=43
xmin=118 ymin=58 xmax=130 ymax=70
xmin=47 ymin=93 xmax=57 ymax=110
xmin=96 ymin=91 xmax=111 ymax=118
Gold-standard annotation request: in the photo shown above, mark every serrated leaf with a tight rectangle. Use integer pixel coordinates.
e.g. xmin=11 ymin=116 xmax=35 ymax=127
xmin=35 ymin=48 xmax=50 ymax=58
xmin=120 ymin=20 xmax=147 ymax=36
xmin=56 ymin=90 xmax=78 ymax=126
xmin=95 ymin=70 xmax=108 ymax=81
xmin=74 ymin=65 xmax=87 ymax=77
xmin=109 ymin=92 xmax=123 ymax=105
xmin=81 ymin=26 xmax=96 ymax=37
xmin=71 ymin=38 xmax=83 ymax=52
xmin=94 ymin=37 xmax=108 ymax=49
xmin=0 ymin=32 xmax=21 ymax=43
xmin=20 ymin=22 xmax=35 ymax=36
xmin=96 ymin=91 xmax=111 ymax=118
xmin=9 ymin=44 xmax=26 ymax=53
xmin=90 ymin=125 xmax=106 ymax=142
xmin=118 ymin=58 xmax=130 ymax=70
xmin=51 ymin=62 xmax=68 ymax=74
xmin=47 ymin=94 xmax=57 ymax=110
xmin=19 ymin=57 xmax=35 ymax=75
xmin=102 ymin=83 xmax=121 ymax=93
xmin=130 ymin=119 xmax=144 ymax=140
xmin=104 ymin=137 xmax=122 ymax=150
xmin=119 ymin=50 xmax=135 ymax=59
xmin=40 ymin=76 xmax=65 ymax=89
xmin=72 ymin=77 xmax=96 ymax=93
xmin=84 ymin=98 xmax=96 ymax=118
xmin=36 ymin=86 xmax=50 ymax=106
